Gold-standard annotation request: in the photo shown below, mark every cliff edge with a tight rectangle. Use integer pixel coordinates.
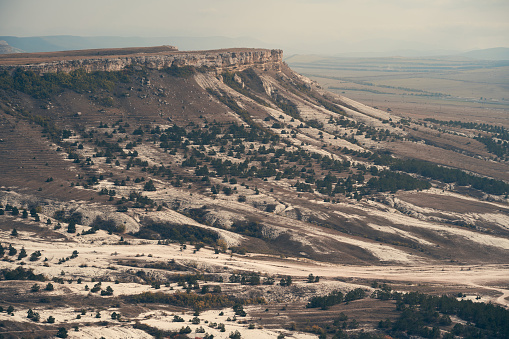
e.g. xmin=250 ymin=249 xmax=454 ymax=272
xmin=0 ymin=46 xmax=283 ymax=73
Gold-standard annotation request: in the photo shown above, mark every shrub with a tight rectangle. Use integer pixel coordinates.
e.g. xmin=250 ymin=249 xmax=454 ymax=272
xmin=56 ymin=327 xmax=68 ymax=338
xmin=29 ymin=250 xmax=42 ymax=261
xmin=179 ymin=326 xmax=192 ymax=334
xmin=173 ymin=315 xmax=185 ymax=322
xmin=229 ymin=330 xmax=242 ymax=339
xmin=101 ymin=286 xmax=114 ymax=296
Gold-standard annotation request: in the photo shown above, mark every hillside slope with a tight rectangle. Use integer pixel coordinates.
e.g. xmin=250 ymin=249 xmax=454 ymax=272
xmin=0 ymin=47 xmax=508 ymax=338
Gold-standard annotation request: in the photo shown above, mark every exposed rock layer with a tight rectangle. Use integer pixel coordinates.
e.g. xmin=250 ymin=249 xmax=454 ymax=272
xmin=0 ymin=46 xmax=283 ymax=73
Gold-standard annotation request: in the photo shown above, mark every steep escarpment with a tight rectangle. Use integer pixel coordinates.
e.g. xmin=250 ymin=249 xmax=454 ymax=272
xmin=0 ymin=46 xmax=283 ymax=73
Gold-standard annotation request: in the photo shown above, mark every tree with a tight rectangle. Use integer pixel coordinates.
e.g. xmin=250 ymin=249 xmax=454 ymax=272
xmin=101 ymin=286 xmax=114 ymax=296
xmin=143 ymin=179 xmax=156 ymax=191
xmin=11 ymin=228 xmax=18 ymax=237
xmin=18 ymin=247 xmax=27 ymax=260
xmin=30 ymin=284 xmax=40 ymax=292
xmin=280 ymin=276 xmax=292 ymax=287
xmin=27 ymin=308 xmax=40 ymax=322
xmin=8 ymin=244 xmax=17 ymax=256
xmin=11 ymin=207 xmax=19 ymax=216
xmin=47 ymin=315 xmax=55 ymax=323
xmin=29 ymin=250 xmax=42 ymax=261
xmin=45 ymin=282 xmax=54 ymax=291
xmin=56 ymin=327 xmax=68 ymax=338
xmin=67 ymin=221 xmax=76 ymax=233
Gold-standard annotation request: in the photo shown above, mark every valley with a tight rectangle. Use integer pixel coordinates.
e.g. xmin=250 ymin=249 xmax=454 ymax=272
xmin=0 ymin=46 xmax=508 ymax=338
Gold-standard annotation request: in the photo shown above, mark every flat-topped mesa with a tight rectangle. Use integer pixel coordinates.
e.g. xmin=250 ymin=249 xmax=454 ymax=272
xmin=0 ymin=46 xmax=283 ymax=74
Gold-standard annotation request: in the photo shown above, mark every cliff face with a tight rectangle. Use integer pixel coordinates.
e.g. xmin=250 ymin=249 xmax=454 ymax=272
xmin=0 ymin=48 xmax=283 ymax=74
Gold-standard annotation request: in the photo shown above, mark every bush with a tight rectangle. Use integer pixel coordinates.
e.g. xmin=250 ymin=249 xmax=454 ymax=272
xmin=173 ymin=315 xmax=185 ymax=322
xmin=56 ymin=327 xmax=68 ymax=338
xmin=101 ymin=286 xmax=114 ymax=296
xmin=179 ymin=326 xmax=192 ymax=334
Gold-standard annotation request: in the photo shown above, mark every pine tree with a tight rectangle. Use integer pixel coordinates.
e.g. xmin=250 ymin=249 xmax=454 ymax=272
xmin=67 ymin=221 xmax=76 ymax=233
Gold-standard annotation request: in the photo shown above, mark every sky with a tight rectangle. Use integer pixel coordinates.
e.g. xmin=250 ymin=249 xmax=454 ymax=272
xmin=1 ymin=0 xmax=508 ymax=54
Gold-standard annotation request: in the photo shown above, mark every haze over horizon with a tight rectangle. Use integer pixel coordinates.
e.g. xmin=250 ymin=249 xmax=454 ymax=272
xmin=1 ymin=0 xmax=508 ymax=55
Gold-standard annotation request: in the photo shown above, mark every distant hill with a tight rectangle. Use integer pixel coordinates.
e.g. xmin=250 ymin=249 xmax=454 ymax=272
xmin=0 ymin=35 xmax=272 ymax=53
xmin=460 ymin=47 xmax=509 ymax=60
xmin=0 ymin=40 xmax=24 ymax=54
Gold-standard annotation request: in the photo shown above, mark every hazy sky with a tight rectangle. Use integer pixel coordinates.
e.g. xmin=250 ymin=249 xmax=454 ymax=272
xmin=1 ymin=0 xmax=508 ymax=53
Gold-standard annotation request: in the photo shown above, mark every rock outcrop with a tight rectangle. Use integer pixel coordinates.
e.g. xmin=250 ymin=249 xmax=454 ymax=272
xmin=0 ymin=47 xmax=283 ymax=74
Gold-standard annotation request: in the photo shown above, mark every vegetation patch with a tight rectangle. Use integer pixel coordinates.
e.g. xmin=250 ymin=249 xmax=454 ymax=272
xmin=133 ymin=220 xmax=219 ymax=245
xmin=125 ymin=291 xmax=265 ymax=310
xmin=0 ymin=68 xmax=129 ymax=99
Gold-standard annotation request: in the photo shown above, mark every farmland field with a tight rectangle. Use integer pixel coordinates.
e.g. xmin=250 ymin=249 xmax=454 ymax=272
xmin=287 ymin=55 xmax=509 ymax=127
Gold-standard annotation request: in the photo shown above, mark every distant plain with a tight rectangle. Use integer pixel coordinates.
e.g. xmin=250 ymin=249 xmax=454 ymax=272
xmin=287 ymin=55 xmax=509 ymax=127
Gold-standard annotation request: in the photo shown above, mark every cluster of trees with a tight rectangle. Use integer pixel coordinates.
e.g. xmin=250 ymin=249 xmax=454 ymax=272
xmin=475 ymin=135 xmax=509 ymax=158
xmin=307 ymin=290 xmax=344 ymax=309
xmin=0 ymin=68 xmax=130 ymax=99
xmin=136 ymin=118 xmax=429 ymax=201
xmin=390 ymin=158 xmax=509 ymax=195
xmin=373 ymin=290 xmax=509 ymax=338
xmin=228 ymin=273 xmax=261 ymax=285
xmin=125 ymin=291 xmax=265 ymax=311
xmin=424 ymin=118 xmax=509 ymax=159
xmin=0 ymin=266 xmax=46 ymax=281
xmin=306 ymin=288 xmax=366 ymax=310
xmin=230 ymin=221 xmax=264 ymax=239
xmin=133 ymin=220 xmax=219 ymax=245
xmin=366 ymin=170 xmax=431 ymax=193
xmin=424 ymin=118 xmax=509 ymax=140
xmin=163 ymin=64 xmax=196 ymax=78
xmin=90 ymin=216 xmax=125 ymax=234
xmin=0 ymin=204 xmax=42 ymax=222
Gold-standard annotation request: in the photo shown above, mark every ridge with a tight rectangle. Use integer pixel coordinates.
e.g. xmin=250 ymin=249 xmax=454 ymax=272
xmin=0 ymin=46 xmax=283 ymax=74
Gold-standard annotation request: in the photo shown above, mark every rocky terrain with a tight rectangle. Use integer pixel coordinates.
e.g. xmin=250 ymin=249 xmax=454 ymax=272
xmin=0 ymin=46 xmax=508 ymax=338
xmin=0 ymin=41 xmax=24 ymax=55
